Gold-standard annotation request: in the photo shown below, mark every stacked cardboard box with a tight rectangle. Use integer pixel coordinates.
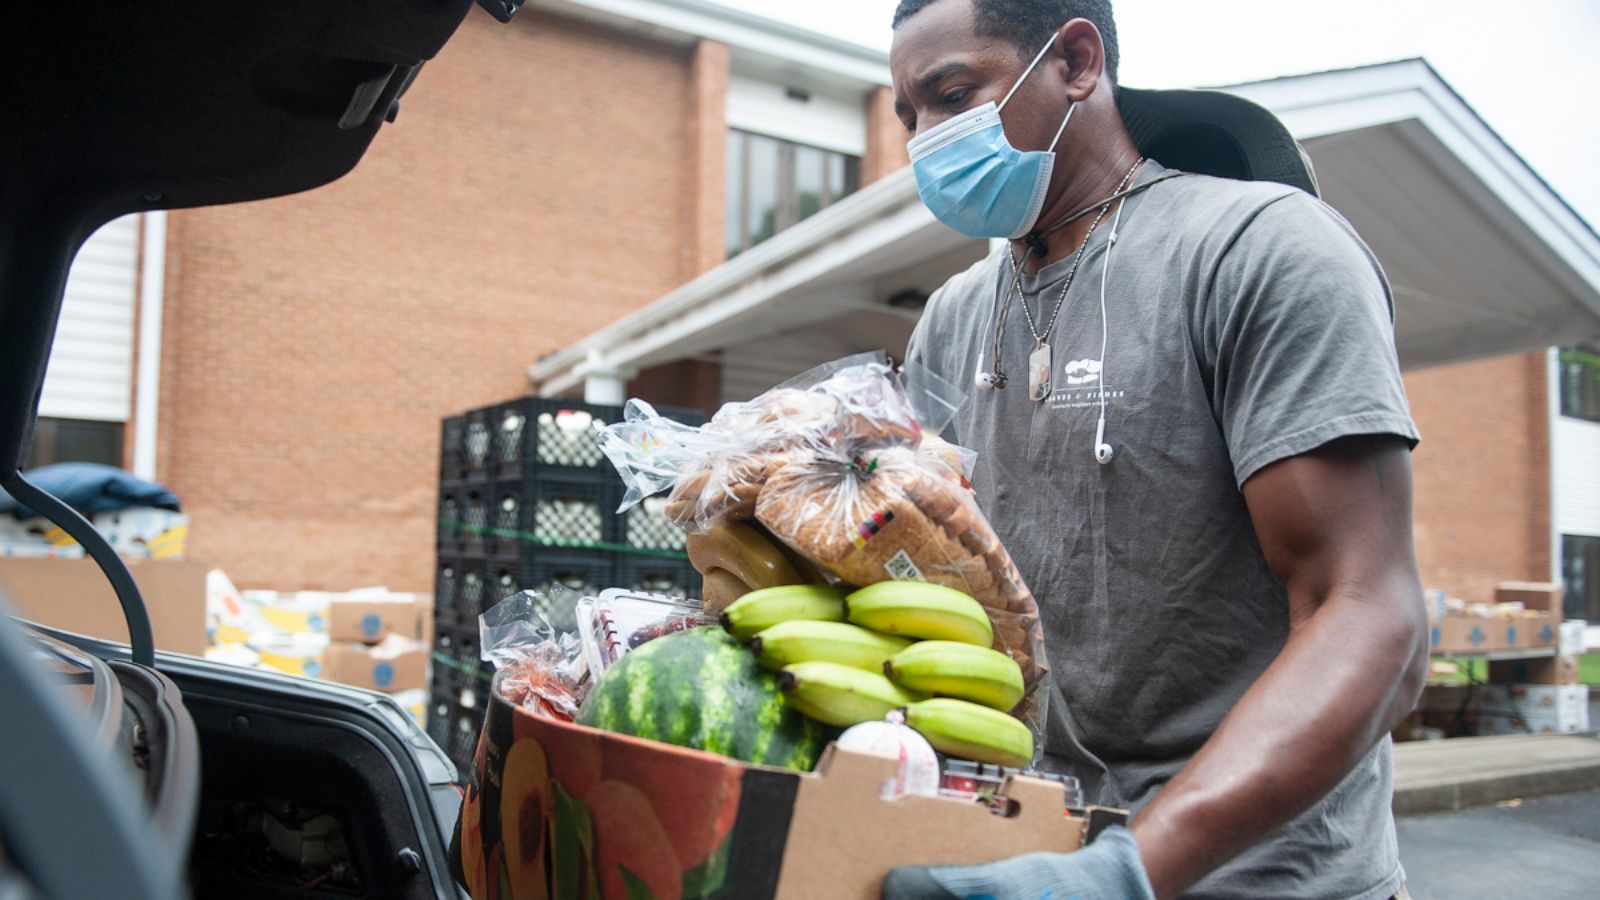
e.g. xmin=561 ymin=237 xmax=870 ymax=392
xmin=1475 ymin=684 xmax=1591 ymax=735
xmin=321 ymin=592 xmax=432 ymax=694
xmin=1429 ymin=581 xmax=1562 ymax=655
xmin=206 ymin=586 xmax=433 ymax=713
xmin=0 ymin=508 xmax=189 ymax=560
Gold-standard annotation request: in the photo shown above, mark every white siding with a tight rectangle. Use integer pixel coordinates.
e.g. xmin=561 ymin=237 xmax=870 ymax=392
xmin=727 ymin=73 xmax=865 ymax=156
xmin=1554 ymin=415 xmax=1600 ymax=537
xmin=39 ymin=215 xmax=140 ymax=422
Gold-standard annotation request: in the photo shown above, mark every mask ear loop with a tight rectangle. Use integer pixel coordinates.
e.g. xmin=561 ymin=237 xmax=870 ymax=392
xmin=1094 ymin=190 xmax=1129 ymax=465
xmin=999 ymin=33 xmax=1059 ymax=111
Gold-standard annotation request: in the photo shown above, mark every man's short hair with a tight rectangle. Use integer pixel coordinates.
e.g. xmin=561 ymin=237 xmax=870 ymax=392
xmin=892 ymin=0 xmax=1120 ymax=84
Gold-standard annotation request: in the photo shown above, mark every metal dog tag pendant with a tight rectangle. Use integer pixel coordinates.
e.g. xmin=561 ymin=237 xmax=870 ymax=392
xmin=1028 ymin=342 xmax=1052 ymax=401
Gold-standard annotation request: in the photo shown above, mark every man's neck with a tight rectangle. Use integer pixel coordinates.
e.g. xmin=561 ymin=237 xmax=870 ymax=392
xmin=1011 ymin=135 xmax=1143 ymax=273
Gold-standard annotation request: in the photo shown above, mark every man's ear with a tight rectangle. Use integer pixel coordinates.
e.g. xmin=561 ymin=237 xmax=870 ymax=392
xmin=1054 ymin=18 xmax=1107 ymax=102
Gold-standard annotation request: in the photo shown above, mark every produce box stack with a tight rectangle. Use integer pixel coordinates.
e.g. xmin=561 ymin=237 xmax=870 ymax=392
xmin=1426 ymin=581 xmax=1563 ymax=655
xmin=451 ymin=356 xmax=1104 ymax=900
xmin=322 ymin=591 xmax=432 ymax=697
xmin=432 ymin=396 xmax=704 ymax=773
xmin=203 ymin=582 xmax=434 ymax=726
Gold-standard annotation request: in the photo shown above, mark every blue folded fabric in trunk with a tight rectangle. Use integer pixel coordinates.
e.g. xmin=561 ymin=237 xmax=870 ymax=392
xmin=1 ymin=463 xmax=181 ymax=521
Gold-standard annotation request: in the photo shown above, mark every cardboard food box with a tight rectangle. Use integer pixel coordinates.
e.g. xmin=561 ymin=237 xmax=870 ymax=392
xmin=323 ymin=636 xmax=429 ymax=692
xmin=246 ymin=589 xmax=332 ymax=635
xmin=1558 ymin=620 xmax=1587 ymax=657
xmin=1495 ymin=581 xmax=1562 ymax=613
xmin=1429 ymin=614 xmax=1558 ymax=655
xmin=251 ymin=632 xmax=328 ymax=679
xmin=328 ymin=592 xmax=432 ymax=644
xmin=1475 ymin=683 xmax=1590 ymax=718
xmin=0 ymin=557 xmax=208 ymax=655
xmin=1476 ymin=705 xmax=1590 ymax=736
xmin=1430 ymin=617 xmax=1511 ymax=654
xmin=455 ymin=687 xmax=1116 ymax=900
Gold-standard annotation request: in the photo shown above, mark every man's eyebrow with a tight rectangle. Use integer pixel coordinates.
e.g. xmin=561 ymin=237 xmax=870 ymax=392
xmin=917 ymin=62 xmax=974 ymax=94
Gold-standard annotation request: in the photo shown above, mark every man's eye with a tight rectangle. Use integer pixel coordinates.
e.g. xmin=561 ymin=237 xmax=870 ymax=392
xmin=942 ymin=88 xmax=972 ymax=107
xmin=903 ymin=117 xmax=917 ymax=134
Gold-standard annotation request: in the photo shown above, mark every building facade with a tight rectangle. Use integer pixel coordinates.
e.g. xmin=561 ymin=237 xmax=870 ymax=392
xmin=33 ymin=3 xmax=1600 ymax=615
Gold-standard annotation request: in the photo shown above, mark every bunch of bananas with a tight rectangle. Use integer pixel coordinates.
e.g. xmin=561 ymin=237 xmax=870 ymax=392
xmin=720 ymin=581 xmax=1033 ymax=768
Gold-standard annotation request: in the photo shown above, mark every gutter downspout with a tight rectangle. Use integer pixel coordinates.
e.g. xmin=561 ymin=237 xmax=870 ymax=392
xmin=133 ymin=211 xmax=166 ymax=481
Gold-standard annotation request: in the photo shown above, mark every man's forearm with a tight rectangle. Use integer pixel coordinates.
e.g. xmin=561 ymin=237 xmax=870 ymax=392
xmin=1128 ymin=582 xmax=1427 ymax=899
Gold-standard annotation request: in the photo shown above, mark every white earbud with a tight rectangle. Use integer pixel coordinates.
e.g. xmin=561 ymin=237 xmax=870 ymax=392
xmin=976 ymin=370 xmax=997 ymax=391
xmin=1094 ymin=414 xmax=1113 ymax=464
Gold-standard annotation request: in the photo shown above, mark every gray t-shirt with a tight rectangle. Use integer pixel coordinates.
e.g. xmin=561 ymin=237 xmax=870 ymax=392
xmin=906 ymin=162 xmax=1418 ymax=900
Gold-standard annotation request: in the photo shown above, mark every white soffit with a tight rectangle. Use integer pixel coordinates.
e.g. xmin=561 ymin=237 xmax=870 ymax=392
xmin=1230 ymin=60 xmax=1600 ymax=366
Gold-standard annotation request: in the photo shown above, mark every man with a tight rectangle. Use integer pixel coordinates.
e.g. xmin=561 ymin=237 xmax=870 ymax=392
xmin=884 ymin=2 xmax=1429 ymax=898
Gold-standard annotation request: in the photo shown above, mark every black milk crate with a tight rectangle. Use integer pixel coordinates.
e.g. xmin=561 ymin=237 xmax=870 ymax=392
xmin=512 ymin=474 xmax=621 ymax=551
xmin=435 ymin=556 xmax=499 ymax=630
xmin=433 ymin=557 xmax=466 ymax=631
xmin=517 ymin=550 xmax=616 ymax=631
xmin=431 ymin=623 xmax=488 ymax=706
xmin=441 ymin=408 xmax=494 ymax=486
xmin=623 ymin=495 xmax=689 ymax=552
xmin=616 ymin=554 xmax=701 ymax=601
xmin=486 ymin=397 xmax=708 ymax=482
xmin=438 ymin=484 xmax=491 ymax=558
xmin=428 ymin=698 xmax=484 ymax=778
xmin=424 ymin=688 xmax=458 ymax=751
xmin=487 ymin=398 xmax=618 ymax=480
xmin=485 ymin=484 xmax=523 ymax=561
xmin=485 ymin=559 xmax=527 ymax=611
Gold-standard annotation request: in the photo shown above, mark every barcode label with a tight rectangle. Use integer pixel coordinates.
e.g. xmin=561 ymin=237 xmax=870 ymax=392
xmin=884 ymin=550 xmax=925 ymax=582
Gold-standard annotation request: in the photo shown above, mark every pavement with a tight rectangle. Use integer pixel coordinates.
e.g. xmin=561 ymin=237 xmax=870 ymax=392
xmin=1390 ymin=735 xmax=1600 ymax=899
xmin=1398 ymin=789 xmax=1600 ymax=899
xmin=1392 ymin=733 xmax=1600 ymax=815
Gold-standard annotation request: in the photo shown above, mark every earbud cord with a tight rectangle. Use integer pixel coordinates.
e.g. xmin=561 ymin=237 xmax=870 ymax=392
xmin=1094 ymin=170 xmax=1132 ymax=464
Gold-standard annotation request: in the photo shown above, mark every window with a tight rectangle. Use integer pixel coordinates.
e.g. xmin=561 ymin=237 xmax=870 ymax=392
xmin=25 ymin=417 xmax=124 ymax=469
xmin=1558 ymin=343 xmax=1600 ymax=422
xmin=725 ymin=129 xmax=860 ymax=258
xmin=1565 ymin=534 xmax=1600 ymax=621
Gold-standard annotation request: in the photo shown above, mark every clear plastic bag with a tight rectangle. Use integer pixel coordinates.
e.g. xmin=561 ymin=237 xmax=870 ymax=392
xmin=574 ymin=588 xmax=718 ymax=679
xmin=479 ymin=587 xmax=586 ymax=720
xmin=751 ymin=442 xmax=1049 ymax=725
xmin=592 ymin=353 xmax=1050 ymax=748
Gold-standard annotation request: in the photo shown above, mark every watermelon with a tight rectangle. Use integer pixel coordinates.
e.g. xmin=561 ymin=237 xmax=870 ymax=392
xmin=577 ymin=626 xmax=827 ymax=771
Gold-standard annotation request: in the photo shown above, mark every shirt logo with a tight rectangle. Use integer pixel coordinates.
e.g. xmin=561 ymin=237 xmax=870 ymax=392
xmin=1063 ymin=358 xmax=1102 ymax=386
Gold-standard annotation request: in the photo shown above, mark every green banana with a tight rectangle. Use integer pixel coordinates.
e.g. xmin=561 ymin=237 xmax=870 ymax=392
xmin=843 ymin=582 xmax=994 ymax=646
xmin=778 ymin=661 xmax=925 ymax=727
xmin=751 ymin=620 xmax=912 ymax=672
xmin=901 ymin=698 xmax=1035 ymax=768
xmin=884 ymin=641 xmax=1025 ymax=711
xmin=720 ymin=584 xmax=847 ymax=640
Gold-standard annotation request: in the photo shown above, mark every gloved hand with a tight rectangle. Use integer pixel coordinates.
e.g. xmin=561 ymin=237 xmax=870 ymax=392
xmin=880 ymin=826 xmax=1155 ymax=900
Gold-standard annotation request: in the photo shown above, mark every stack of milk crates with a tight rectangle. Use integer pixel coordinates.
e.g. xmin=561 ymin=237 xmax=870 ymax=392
xmin=428 ymin=396 xmax=704 ymax=772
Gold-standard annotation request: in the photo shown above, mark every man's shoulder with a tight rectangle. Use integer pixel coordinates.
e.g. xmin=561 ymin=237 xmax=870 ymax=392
xmin=923 ymin=248 xmax=1003 ymax=327
xmin=1151 ymin=169 xmax=1311 ymax=233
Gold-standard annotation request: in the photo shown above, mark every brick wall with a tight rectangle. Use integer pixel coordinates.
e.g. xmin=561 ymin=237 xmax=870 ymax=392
xmin=1406 ymin=351 xmax=1551 ymax=602
xmin=154 ymin=10 xmax=694 ymax=590
xmin=862 ymin=85 xmax=910 ymax=185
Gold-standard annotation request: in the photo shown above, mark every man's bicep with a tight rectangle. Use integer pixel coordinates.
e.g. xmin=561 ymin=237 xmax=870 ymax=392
xmin=1240 ymin=434 xmax=1420 ymax=624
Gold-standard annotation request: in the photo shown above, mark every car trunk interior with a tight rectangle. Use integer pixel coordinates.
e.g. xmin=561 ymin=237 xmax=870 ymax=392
xmin=3 ymin=2 xmax=522 ymax=896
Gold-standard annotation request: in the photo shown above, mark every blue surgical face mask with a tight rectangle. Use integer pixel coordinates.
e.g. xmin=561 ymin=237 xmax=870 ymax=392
xmin=907 ymin=35 xmax=1075 ymax=239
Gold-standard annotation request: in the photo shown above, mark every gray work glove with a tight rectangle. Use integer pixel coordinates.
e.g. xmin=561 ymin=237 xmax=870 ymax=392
xmin=881 ymin=826 xmax=1156 ymax=900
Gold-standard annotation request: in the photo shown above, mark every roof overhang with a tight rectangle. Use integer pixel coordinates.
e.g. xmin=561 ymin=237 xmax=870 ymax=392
xmin=530 ymin=59 xmax=1600 ymax=397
